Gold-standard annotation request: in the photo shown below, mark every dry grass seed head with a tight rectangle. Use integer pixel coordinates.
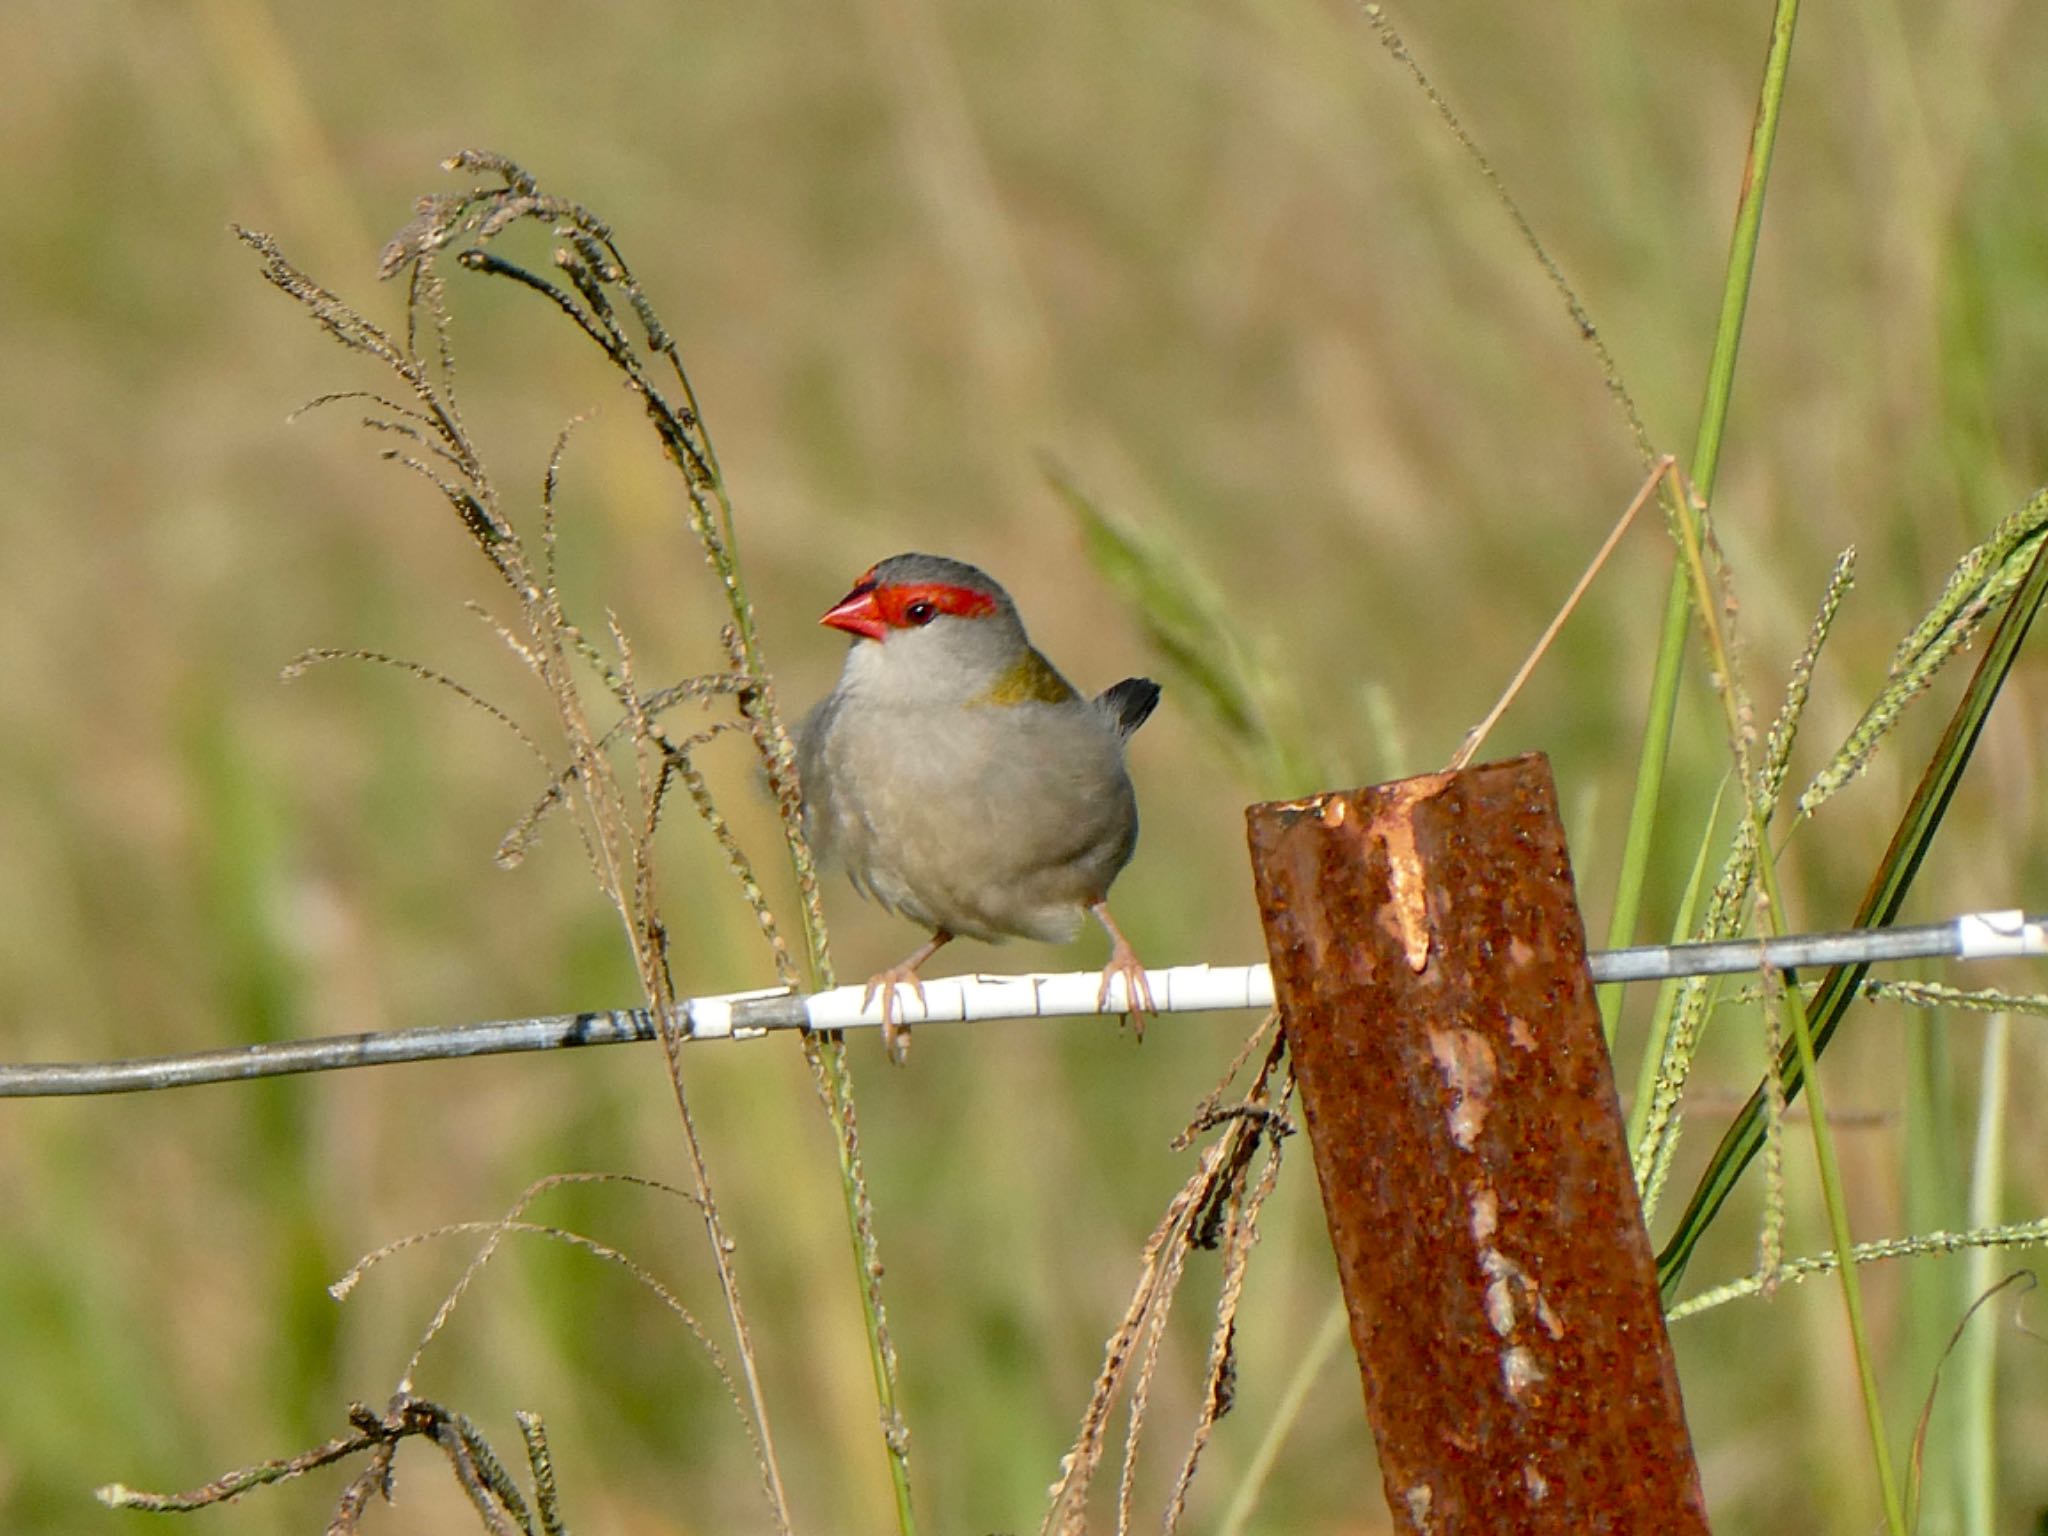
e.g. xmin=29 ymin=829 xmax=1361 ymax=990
xmin=1044 ymin=1027 xmax=1293 ymax=1535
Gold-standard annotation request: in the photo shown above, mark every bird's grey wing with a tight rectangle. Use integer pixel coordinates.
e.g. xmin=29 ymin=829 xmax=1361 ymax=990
xmin=792 ymin=692 xmax=841 ymax=861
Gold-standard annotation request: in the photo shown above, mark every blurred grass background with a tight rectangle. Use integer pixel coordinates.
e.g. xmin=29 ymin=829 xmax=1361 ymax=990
xmin=4 ymin=0 xmax=2048 ymax=1531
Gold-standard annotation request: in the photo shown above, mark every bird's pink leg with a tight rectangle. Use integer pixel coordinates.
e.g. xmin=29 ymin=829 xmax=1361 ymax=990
xmin=1090 ymin=901 xmax=1155 ymax=1038
xmin=862 ymin=930 xmax=952 ymax=1063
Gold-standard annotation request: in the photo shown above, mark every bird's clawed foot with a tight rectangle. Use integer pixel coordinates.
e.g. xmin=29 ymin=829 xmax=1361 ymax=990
xmin=1091 ymin=901 xmax=1155 ymax=1039
xmin=861 ymin=930 xmax=952 ymax=1064
xmin=861 ymin=966 xmax=926 ymax=1063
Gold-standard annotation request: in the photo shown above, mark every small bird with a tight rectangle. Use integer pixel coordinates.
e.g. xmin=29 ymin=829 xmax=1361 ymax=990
xmin=796 ymin=553 xmax=1159 ymax=1058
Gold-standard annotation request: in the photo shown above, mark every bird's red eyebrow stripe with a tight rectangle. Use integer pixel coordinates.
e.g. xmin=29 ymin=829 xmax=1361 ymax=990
xmin=872 ymin=581 xmax=997 ymax=627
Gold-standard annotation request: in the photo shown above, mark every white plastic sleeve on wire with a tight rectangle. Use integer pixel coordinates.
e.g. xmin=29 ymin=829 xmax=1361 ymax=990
xmin=685 ymin=964 xmax=1277 ymax=1039
xmin=1956 ymin=908 xmax=2048 ymax=960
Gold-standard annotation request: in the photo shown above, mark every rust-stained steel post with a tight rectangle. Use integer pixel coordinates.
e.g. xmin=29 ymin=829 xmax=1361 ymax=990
xmin=1247 ymin=754 xmax=1708 ymax=1534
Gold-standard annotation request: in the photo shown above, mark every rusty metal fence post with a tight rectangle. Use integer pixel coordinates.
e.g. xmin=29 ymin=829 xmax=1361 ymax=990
xmin=1248 ymin=754 xmax=1709 ymax=1534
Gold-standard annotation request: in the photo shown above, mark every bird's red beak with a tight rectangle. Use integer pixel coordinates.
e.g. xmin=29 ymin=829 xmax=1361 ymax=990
xmin=820 ymin=583 xmax=889 ymax=641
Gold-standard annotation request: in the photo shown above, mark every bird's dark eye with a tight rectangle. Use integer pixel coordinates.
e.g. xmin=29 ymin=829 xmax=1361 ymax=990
xmin=904 ymin=600 xmax=937 ymax=625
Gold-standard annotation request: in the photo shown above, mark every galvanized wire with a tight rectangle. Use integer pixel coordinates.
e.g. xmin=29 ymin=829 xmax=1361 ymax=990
xmin=3 ymin=910 xmax=2042 ymax=1098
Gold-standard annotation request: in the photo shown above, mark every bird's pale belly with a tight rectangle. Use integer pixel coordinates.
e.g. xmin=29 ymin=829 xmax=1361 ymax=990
xmin=822 ymin=710 xmax=1136 ymax=944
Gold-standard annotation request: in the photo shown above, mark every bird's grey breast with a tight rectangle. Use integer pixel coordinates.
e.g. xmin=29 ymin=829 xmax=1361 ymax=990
xmin=805 ymin=693 xmax=1138 ymax=942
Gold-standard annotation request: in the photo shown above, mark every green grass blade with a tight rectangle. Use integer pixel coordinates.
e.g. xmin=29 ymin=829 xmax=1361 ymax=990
xmin=1754 ymin=852 xmax=1906 ymax=1533
xmin=1625 ymin=778 xmax=1725 ymax=1162
xmin=1903 ymin=1011 xmax=1960 ymax=1532
xmin=1960 ymin=1013 xmax=2011 ymax=1536
xmin=1600 ymin=0 xmax=1803 ymax=1025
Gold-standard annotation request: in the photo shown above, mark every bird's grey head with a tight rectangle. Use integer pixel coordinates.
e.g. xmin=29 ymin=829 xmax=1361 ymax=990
xmin=820 ymin=552 xmax=1033 ymax=702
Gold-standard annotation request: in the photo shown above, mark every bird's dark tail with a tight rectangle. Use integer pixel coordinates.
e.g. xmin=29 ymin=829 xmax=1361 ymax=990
xmin=1095 ymin=677 xmax=1162 ymax=739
